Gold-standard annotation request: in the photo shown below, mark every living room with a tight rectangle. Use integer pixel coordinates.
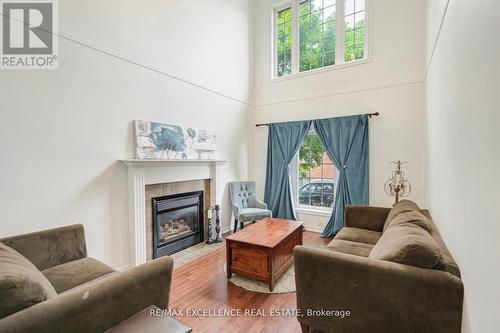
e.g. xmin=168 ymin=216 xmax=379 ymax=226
xmin=0 ymin=0 xmax=498 ymax=332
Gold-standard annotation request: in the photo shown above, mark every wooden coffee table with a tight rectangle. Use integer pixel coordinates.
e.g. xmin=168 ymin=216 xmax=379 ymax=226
xmin=225 ymin=218 xmax=303 ymax=291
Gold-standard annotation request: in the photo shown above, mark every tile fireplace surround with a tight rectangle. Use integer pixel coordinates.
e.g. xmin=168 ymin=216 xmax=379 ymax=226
xmin=120 ymin=159 xmax=227 ymax=267
xmin=147 ymin=181 xmax=209 ymax=260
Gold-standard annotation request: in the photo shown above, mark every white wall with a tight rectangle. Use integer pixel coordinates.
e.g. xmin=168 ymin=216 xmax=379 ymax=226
xmin=425 ymin=0 xmax=500 ymax=332
xmin=425 ymin=0 xmax=449 ymax=65
xmin=252 ymin=0 xmax=428 ymax=230
xmin=0 ymin=0 xmax=253 ymax=269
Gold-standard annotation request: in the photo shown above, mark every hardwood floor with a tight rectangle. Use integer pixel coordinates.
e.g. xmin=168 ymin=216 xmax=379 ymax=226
xmin=170 ymin=231 xmax=331 ymax=333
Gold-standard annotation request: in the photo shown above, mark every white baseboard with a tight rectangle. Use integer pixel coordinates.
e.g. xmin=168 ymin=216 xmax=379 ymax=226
xmin=303 ymin=225 xmax=324 ymax=233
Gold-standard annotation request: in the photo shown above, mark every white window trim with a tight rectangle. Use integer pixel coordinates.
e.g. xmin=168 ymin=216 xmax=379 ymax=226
xmin=271 ymin=0 xmax=372 ymax=82
xmin=271 ymin=1 xmax=293 ymax=79
xmin=295 ymin=206 xmax=333 ymax=217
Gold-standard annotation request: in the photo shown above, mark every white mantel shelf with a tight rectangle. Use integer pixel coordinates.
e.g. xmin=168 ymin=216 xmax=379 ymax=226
xmin=119 ymin=158 xmax=228 ymax=267
xmin=120 ymin=159 xmax=229 ymax=167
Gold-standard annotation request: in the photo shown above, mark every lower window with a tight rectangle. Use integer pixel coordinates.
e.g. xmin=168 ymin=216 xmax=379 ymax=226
xmin=296 ymin=130 xmax=337 ymax=209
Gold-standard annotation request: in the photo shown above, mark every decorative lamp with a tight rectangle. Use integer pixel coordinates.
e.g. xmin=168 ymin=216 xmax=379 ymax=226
xmin=384 ymin=160 xmax=411 ymax=205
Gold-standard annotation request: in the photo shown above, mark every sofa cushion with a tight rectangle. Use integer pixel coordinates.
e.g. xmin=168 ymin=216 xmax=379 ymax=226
xmin=421 ymin=210 xmax=461 ymax=277
xmin=383 ymin=200 xmax=420 ymax=232
xmin=0 ymin=242 xmax=57 ymax=319
xmin=369 ymin=225 xmax=441 ymax=268
xmin=384 ymin=211 xmax=432 ymax=232
xmin=335 ymin=227 xmax=382 ymax=245
xmin=0 ymin=224 xmax=87 ymax=271
xmin=42 ymin=257 xmax=115 ymax=293
xmin=326 ymin=239 xmax=374 ymax=257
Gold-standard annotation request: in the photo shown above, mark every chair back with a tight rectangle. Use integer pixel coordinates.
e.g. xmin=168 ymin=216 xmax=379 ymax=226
xmin=228 ymin=181 xmax=258 ymax=209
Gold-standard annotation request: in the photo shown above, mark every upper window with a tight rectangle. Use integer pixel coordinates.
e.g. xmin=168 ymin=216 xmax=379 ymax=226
xmin=299 ymin=0 xmax=337 ymax=72
xmin=276 ymin=7 xmax=292 ymax=77
xmin=344 ymin=0 xmax=366 ymax=62
xmin=274 ymin=0 xmax=368 ymax=78
xmin=297 ymin=130 xmax=338 ymax=209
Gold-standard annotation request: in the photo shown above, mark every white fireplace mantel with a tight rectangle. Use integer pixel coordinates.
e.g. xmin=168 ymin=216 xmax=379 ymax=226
xmin=120 ymin=159 xmax=229 ymax=167
xmin=120 ymin=158 xmax=228 ymax=266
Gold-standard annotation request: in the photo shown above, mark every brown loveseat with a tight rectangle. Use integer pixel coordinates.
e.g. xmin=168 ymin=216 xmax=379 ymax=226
xmin=0 ymin=224 xmax=173 ymax=333
xmin=294 ymin=201 xmax=464 ymax=333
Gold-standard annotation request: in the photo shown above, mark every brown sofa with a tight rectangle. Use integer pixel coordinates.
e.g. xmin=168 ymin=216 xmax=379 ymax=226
xmin=294 ymin=202 xmax=464 ymax=333
xmin=0 ymin=224 xmax=173 ymax=333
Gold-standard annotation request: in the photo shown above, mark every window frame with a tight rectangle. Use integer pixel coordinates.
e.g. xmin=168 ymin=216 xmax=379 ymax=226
xmin=273 ymin=3 xmax=294 ymax=77
xmin=290 ymin=129 xmax=338 ymax=214
xmin=272 ymin=2 xmax=295 ymax=79
xmin=271 ymin=0 xmax=371 ymax=81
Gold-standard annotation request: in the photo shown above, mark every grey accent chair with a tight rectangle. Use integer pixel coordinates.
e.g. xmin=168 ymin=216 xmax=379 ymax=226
xmin=228 ymin=181 xmax=272 ymax=233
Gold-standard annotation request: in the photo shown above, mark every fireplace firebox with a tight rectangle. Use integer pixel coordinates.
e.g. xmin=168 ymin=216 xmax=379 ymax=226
xmin=152 ymin=191 xmax=204 ymax=258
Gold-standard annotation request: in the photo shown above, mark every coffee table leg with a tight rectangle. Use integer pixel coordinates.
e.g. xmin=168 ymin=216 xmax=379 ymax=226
xmin=226 ymin=240 xmax=232 ymax=279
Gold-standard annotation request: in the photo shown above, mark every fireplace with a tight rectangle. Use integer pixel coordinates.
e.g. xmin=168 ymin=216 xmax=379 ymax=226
xmin=152 ymin=191 xmax=204 ymax=258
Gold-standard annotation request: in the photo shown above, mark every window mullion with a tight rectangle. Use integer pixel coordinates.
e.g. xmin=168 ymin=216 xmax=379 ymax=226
xmin=274 ymin=10 xmax=278 ymax=78
xmin=335 ymin=0 xmax=345 ymax=65
xmin=291 ymin=0 xmax=299 ymax=74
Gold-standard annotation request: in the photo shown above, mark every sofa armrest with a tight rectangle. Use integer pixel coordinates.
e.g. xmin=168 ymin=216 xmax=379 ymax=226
xmin=294 ymin=246 xmax=463 ymax=333
xmin=0 ymin=256 xmax=174 ymax=333
xmin=0 ymin=224 xmax=87 ymax=270
xmin=344 ymin=205 xmax=390 ymax=232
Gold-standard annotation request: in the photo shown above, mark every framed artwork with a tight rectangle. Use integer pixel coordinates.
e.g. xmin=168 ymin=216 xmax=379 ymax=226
xmin=134 ymin=120 xmax=216 ymax=160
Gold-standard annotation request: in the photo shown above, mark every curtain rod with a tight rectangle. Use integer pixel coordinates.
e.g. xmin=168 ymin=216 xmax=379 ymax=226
xmin=255 ymin=112 xmax=380 ymax=127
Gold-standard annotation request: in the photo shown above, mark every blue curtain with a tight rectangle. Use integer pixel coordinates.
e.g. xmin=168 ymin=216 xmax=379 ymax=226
xmin=264 ymin=120 xmax=312 ymax=220
xmin=313 ymin=115 xmax=369 ymax=237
